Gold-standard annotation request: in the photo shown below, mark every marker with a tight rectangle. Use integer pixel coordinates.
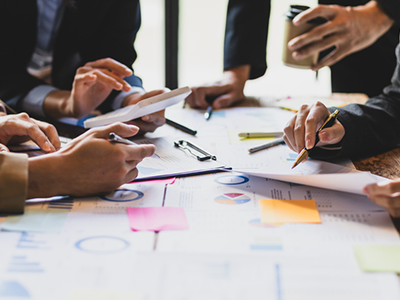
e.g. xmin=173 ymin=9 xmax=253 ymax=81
xmin=248 ymin=138 xmax=285 ymax=154
xmin=239 ymin=131 xmax=283 ymax=138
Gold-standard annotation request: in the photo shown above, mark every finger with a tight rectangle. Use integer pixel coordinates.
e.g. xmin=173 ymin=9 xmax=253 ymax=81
xmin=127 ymin=144 xmax=156 ymax=161
xmin=293 ymin=5 xmax=337 ymax=25
xmin=32 ymin=119 xmax=61 ymax=151
xmin=213 ymin=94 xmax=242 ymax=109
xmin=368 ymin=194 xmax=400 ymax=211
xmin=0 ymin=143 xmax=9 ymax=152
xmin=292 ymin=35 xmax=340 ymax=61
xmin=283 ymin=134 xmax=295 ymax=152
xmin=139 ymin=89 xmax=166 ymax=100
xmin=318 ymin=122 xmax=345 ymax=145
xmin=283 ymin=116 xmax=298 ymax=152
xmin=24 ymin=123 xmax=56 ymax=152
xmin=386 ymin=207 xmax=400 ymax=218
xmin=90 ymin=69 xmax=132 ymax=92
xmin=85 ymin=58 xmax=132 ymax=77
xmin=141 ymin=112 xmax=166 ymax=126
xmin=124 ymin=167 xmax=139 ymax=184
xmin=292 ymin=105 xmax=309 ymax=152
xmin=304 ymin=102 xmax=330 ymax=150
xmin=189 ymin=87 xmax=208 ymax=108
xmin=94 ymin=122 xmax=140 ymax=139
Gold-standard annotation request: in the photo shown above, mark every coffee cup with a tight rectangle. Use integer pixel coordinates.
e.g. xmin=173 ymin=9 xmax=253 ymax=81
xmin=282 ymin=5 xmax=326 ymax=69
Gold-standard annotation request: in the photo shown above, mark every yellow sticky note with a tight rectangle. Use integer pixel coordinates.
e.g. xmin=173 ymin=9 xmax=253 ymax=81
xmin=259 ymin=199 xmax=321 ymax=224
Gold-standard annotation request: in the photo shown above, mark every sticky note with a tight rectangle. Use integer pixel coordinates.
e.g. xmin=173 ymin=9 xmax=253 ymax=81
xmin=127 ymin=207 xmax=189 ymax=231
xmin=259 ymin=199 xmax=321 ymax=224
xmin=354 ymin=245 xmax=400 ymax=273
xmin=1 ymin=208 xmax=68 ymax=233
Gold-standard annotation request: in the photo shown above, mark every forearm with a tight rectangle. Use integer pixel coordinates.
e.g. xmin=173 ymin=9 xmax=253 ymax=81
xmin=0 ymin=153 xmax=28 ymax=214
xmin=42 ymin=90 xmax=71 ymax=119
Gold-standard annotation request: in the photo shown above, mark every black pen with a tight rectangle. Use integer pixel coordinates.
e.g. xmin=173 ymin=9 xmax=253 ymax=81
xmin=248 ymin=138 xmax=285 ymax=154
xmin=165 ymin=118 xmax=197 ymax=136
xmin=204 ymin=95 xmax=217 ymax=121
xmin=292 ymin=109 xmax=340 ymax=169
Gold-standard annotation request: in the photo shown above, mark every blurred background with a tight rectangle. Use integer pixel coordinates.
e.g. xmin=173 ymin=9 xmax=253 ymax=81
xmin=134 ymin=0 xmax=331 ymax=100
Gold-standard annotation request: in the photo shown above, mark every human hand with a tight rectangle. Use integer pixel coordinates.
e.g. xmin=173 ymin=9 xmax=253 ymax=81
xmin=27 ymin=122 xmax=156 ymax=198
xmin=44 ymin=58 xmax=133 ymax=119
xmin=283 ymin=101 xmax=345 ymax=154
xmin=185 ymin=65 xmax=250 ymax=109
xmin=287 ymin=2 xmax=394 ymax=71
xmin=123 ymin=89 xmax=166 ymax=134
xmin=363 ymin=179 xmax=400 ymax=217
xmin=0 ymin=113 xmax=60 ymax=152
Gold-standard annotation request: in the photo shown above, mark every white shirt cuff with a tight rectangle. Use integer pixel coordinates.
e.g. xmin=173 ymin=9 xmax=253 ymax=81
xmin=111 ymin=87 xmax=145 ymax=110
xmin=21 ymin=85 xmax=58 ymax=118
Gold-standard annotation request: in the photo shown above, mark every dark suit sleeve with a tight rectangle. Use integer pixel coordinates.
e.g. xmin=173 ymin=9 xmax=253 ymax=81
xmin=224 ymin=0 xmax=271 ymax=79
xmin=0 ymin=1 xmax=47 ymax=112
xmin=376 ymin=0 xmax=400 ymax=24
xmin=310 ymin=42 xmax=400 ymax=160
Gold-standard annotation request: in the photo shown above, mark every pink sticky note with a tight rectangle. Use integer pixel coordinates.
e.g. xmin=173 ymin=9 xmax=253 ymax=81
xmin=127 ymin=207 xmax=189 ymax=231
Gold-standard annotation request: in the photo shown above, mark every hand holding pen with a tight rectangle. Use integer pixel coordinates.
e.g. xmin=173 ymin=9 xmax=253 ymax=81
xmin=283 ymin=102 xmax=345 ymax=167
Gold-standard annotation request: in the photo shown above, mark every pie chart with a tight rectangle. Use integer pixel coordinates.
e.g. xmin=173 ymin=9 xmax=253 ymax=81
xmin=214 ymin=193 xmax=251 ymax=205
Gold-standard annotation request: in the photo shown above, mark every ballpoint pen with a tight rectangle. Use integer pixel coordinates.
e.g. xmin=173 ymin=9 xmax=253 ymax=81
xmin=248 ymin=138 xmax=285 ymax=154
xmin=292 ymin=109 xmax=340 ymax=169
xmin=165 ymin=118 xmax=197 ymax=136
xmin=108 ymin=132 xmax=138 ymax=145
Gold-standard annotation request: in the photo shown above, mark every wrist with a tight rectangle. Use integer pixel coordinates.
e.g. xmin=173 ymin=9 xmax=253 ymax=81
xmin=223 ymin=65 xmax=250 ymax=87
xmin=357 ymin=1 xmax=394 ymax=27
xmin=27 ymin=153 xmax=66 ymax=199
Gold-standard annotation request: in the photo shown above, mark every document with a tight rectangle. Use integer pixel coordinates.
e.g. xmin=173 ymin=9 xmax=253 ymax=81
xmin=234 ymin=145 xmax=390 ymax=195
xmin=132 ymin=137 xmax=229 ymax=181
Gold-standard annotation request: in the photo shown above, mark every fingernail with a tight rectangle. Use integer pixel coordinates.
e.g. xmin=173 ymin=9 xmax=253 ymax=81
xmin=305 ymin=139 xmax=312 ymax=149
xmin=142 ymin=116 xmax=150 ymax=121
xmin=43 ymin=141 xmax=52 ymax=152
xmin=362 ymin=186 xmax=369 ymax=194
xmin=293 ymin=52 xmax=301 ymax=60
xmin=0 ymin=147 xmax=7 ymax=152
xmin=116 ymin=83 xmax=123 ymax=90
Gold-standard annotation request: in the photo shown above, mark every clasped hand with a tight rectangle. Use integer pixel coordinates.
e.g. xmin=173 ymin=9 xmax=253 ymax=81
xmin=287 ymin=2 xmax=394 ymax=71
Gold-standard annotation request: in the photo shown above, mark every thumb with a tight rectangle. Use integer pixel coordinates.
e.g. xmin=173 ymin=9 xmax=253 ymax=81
xmin=213 ymin=94 xmax=236 ymax=109
xmin=318 ymin=123 xmax=345 ymax=145
xmin=0 ymin=143 xmax=9 ymax=152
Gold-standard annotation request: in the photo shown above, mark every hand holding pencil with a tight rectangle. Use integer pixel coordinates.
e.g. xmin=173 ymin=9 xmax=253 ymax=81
xmin=283 ymin=101 xmax=345 ymax=166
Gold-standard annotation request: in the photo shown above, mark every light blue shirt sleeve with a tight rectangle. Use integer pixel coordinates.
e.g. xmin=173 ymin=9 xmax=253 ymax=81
xmin=21 ymin=85 xmax=58 ymax=118
xmin=111 ymin=86 xmax=145 ymax=110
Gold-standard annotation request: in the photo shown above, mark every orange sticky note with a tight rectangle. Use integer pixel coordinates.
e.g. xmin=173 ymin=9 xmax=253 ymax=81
xmin=259 ymin=199 xmax=321 ymax=224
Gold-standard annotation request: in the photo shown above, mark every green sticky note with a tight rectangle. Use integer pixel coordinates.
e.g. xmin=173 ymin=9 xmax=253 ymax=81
xmin=1 ymin=207 xmax=68 ymax=233
xmin=354 ymin=245 xmax=400 ymax=273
